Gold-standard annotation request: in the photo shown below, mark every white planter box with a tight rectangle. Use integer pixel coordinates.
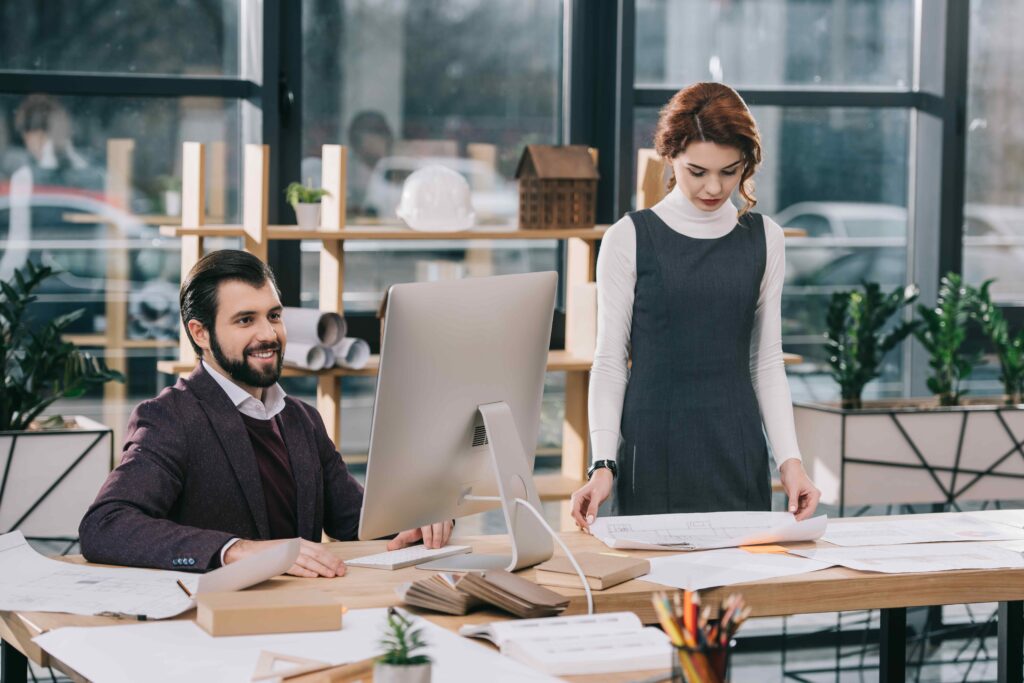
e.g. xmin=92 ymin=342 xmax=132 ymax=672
xmin=374 ymin=662 xmax=431 ymax=683
xmin=794 ymin=400 xmax=1024 ymax=512
xmin=293 ymin=202 xmax=321 ymax=229
xmin=0 ymin=416 xmax=113 ymax=540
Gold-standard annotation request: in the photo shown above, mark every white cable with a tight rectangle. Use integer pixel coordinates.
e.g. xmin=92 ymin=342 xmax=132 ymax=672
xmin=513 ymin=497 xmax=594 ymax=616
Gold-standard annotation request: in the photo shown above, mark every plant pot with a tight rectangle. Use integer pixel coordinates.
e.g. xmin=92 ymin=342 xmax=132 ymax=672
xmin=794 ymin=399 xmax=1024 ymax=512
xmin=293 ymin=202 xmax=321 ymax=229
xmin=163 ymin=190 xmax=182 ymax=216
xmin=0 ymin=416 xmax=113 ymax=540
xmin=372 ymin=662 xmax=432 ymax=683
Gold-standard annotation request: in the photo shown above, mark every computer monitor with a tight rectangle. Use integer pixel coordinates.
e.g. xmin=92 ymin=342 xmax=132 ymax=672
xmin=357 ymin=271 xmax=557 ymax=571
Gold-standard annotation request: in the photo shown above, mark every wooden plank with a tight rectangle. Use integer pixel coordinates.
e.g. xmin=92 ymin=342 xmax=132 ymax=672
xmin=562 ymin=237 xmax=597 ymax=484
xmin=208 ymin=140 xmax=227 ymax=222
xmin=162 ymin=225 xmax=610 ymax=241
xmin=317 ymin=374 xmax=342 ymax=450
xmin=636 ymin=148 xmax=668 ymax=210
xmin=243 ymin=143 xmax=269 ymax=261
xmin=102 ymin=139 xmax=133 ymax=447
xmin=179 ymin=142 xmax=206 ymax=369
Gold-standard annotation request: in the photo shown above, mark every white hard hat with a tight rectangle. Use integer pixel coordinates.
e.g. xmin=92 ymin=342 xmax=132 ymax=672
xmin=395 ymin=164 xmax=475 ymax=231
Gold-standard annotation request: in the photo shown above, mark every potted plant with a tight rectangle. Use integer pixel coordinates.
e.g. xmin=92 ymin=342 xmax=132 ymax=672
xmin=1 ymin=262 xmax=122 ymax=540
xmin=913 ymin=273 xmax=982 ymax=407
xmin=156 ymin=175 xmax=182 ymax=217
xmin=284 ymin=180 xmax=330 ymax=229
xmin=972 ymin=279 xmax=1024 ymax=406
xmin=825 ymin=282 xmax=919 ymax=410
xmin=794 ymin=273 xmax=1024 ymax=513
xmin=374 ymin=607 xmax=432 ymax=683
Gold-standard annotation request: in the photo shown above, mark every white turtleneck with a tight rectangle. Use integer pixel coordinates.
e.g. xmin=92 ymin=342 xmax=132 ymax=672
xmin=589 ymin=186 xmax=802 ymax=469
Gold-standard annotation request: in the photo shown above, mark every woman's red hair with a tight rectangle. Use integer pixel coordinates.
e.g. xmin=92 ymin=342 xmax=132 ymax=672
xmin=653 ymin=82 xmax=762 ymax=214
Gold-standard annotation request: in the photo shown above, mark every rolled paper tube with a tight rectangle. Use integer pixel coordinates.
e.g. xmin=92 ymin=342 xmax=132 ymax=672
xmin=282 ymin=307 xmax=347 ymax=346
xmin=283 ymin=342 xmax=329 ymax=371
xmin=332 ymin=337 xmax=371 ymax=370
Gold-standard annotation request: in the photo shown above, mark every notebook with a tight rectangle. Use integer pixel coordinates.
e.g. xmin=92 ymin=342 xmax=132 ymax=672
xmin=460 ymin=611 xmax=671 ymax=676
xmin=534 ymin=552 xmax=650 ymax=590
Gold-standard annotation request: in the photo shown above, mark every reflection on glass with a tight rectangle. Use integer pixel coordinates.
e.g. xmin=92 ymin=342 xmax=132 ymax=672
xmin=965 ymin=0 xmax=1024 ymax=307
xmin=0 ymin=0 xmax=240 ymax=75
xmin=636 ymin=105 xmax=910 ymax=401
xmin=0 ymin=93 xmax=242 ymax=397
xmin=635 ymin=0 xmax=913 ymax=89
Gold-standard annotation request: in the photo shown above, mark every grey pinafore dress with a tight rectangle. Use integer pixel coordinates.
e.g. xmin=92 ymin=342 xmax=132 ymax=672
xmin=612 ymin=208 xmax=772 ymax=515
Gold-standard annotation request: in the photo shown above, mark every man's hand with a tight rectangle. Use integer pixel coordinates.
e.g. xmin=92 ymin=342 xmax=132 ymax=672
xmin=778 ymin=458 xmax=821 ymax=521
xmin=570 ymin=468 xmax=614 ymax=531
xmin=224 ymin=538 xmax=346 ymax=578
xmin=386 ymin=520 xmax=454 ymax=551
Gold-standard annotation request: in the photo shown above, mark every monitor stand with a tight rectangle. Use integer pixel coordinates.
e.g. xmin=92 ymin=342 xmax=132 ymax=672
xmin=417 ymin=401 xmax=553 ymax=572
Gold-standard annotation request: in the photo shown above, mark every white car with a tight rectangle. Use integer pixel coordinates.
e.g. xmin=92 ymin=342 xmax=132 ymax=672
xmin=776 ymin=201 xmax=1024 ymax=303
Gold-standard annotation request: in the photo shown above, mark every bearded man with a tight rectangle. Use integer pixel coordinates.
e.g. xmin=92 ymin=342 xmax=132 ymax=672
xmin=80 ymin=250 xmax=451 ymax=575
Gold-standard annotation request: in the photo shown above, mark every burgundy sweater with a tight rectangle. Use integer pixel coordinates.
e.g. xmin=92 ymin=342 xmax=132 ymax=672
xmin=239 ymin=413 xmax=298 ymax=539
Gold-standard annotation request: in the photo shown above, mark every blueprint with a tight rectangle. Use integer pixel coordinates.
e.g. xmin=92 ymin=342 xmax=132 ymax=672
xmin=820 ymin=513 xmax=1024 ymax=547
xmin=0 ymin=531 xmax=298 ymax=619
xmin=589 ymin=511 xmax=827 ymax=551
xmin=791 ymin=541 xmax=1024 ymax=573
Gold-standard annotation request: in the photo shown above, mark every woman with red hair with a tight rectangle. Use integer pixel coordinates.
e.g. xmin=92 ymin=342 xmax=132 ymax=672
xmin=571 ymin=82 xmax=820 ymax=525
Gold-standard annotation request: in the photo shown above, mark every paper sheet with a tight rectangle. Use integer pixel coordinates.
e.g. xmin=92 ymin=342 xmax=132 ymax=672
xmin=822 ymin=514 xmax=1024 ymax=547
xmin=791 ymin=542 xmax=1024 ymax=573
xmin=641 ymin=548 xmax=834 ymax=591
xmin=283 ymin=341 xmax=333 ymax=371
xmin=589 ymin=511 xmax=828 ymax=551
xmin=332 ymin=337 xmax=371 ymax=369
xmin=0 ymin=532 xmax=298 ymax=619
xmin=34 ymin=608 xmax=560 ymax=683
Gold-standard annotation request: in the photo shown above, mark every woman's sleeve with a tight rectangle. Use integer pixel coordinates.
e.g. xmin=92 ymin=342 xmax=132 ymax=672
xmin=750 ymin=216 xmax=804 ymax=467
xmin=588 ymin=216 xmax=637 ymax=464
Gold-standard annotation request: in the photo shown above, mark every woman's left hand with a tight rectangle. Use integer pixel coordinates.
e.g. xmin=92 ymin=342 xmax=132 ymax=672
xmin=778 ymin=458 xmax=821 ymax=521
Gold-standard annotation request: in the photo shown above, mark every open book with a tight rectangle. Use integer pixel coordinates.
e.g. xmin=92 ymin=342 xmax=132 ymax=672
xmin=459 ymin=611 xmax=671 ymax=676
xmin=589 ymin=511 xmax=827 ymax=551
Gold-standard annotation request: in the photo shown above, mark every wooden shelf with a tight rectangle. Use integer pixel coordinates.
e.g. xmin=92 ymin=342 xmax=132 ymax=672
xmin=535 ymin=474 xmax=585 ymax=501
xmin=160 ymin=223 xmax=610 ymax=241
xmin=158 ymin=349 xmax=595 ymax=378
xmin=783 ymin=352 xmax=803 ymax=365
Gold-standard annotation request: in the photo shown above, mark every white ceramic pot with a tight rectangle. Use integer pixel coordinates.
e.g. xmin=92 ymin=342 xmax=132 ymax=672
xmin=163 ymin=190 xmax=181 ymax=216
xmin=372 ymin=662 xmax=432 ymax=683
xmin=293 ymin=202 xmax=321 ymax=229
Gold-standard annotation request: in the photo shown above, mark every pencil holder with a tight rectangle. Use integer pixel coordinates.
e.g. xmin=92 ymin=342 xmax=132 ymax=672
xmin=669 ymin=640 xmax=734 ymax=683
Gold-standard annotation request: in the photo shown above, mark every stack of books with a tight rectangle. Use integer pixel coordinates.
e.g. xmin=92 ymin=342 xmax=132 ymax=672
xmin=397 ymin=569 xmax=569 ymax=618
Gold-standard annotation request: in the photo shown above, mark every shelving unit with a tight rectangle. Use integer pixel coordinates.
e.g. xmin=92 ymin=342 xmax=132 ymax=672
xmin=157 ymin=142 xmax=603 ymax=499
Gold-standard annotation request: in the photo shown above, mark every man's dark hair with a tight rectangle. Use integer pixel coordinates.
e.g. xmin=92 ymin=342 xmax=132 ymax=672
xmin=179 ymin=250 xmax=280 ymax=356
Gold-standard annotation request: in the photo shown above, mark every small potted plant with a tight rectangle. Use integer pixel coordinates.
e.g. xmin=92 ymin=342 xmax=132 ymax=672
xmin=284 ymin=180 xmax=330 ymax=229
xmin=1 ymin=261 xmax=123 ymax=539
xmin=973 ymin=279 xmax=1024 ymax=406
xmin=374 ymin=607 xmax=432 ymax=683
xmin=156 ymin=175 xmax=182 ymax=216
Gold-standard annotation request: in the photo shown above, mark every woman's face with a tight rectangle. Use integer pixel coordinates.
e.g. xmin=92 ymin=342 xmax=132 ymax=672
xmin=668 ymin=141 xmax=744 ymax=212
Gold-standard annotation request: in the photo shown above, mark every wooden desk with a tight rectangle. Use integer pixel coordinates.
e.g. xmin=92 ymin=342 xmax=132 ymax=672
xmin=3 ymin=510 xmax=1024 ymax=683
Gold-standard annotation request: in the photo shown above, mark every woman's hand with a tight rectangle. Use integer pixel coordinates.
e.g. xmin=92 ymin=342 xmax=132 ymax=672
xmin=570 ymin=468 xmax=614 ymax=531
xmin=778 ymin=458 xmax=821 ymax=521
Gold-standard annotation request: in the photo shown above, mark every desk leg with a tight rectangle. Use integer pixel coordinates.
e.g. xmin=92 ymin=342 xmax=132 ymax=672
xmin=880 ymin=607 xmax=906 ymax=683
xmin=2 ymin=639 xmax=28 ymax=683
xmin=999 ymin=601 xmax=1023 ymax=683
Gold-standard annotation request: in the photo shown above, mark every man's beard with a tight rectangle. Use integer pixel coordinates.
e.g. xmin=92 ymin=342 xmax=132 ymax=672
xmin=209 ymin=330 xmax=283 ymax=388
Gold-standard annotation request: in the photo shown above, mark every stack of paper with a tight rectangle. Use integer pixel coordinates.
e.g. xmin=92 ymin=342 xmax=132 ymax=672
xmin=457 ymin=570 xmax=569 ymax=619
xmin=460 ymin=612 xmax=671 ymax=676
xmin=589 ymin=511 xmax=828 ymax=551
xmin=791 ymin=542 xmax=1024 ymax=573
xmin=642 ymin=548 xmax=834 ymax=591
xmin=396 ymin=573 xmax=481 ymax=616
xmin=821 ymin=515 xmax=1024 ymax=547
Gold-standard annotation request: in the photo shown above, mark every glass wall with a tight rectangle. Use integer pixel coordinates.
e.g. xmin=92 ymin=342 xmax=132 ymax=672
xmin=299 ymin=0 xmax=564 ymax=458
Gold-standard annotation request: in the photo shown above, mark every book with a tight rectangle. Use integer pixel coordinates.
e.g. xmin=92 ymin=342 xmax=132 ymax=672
xmin=396 ymin=573 xmax=480 ymax=616
xmin=459 ymin=611 xmax=671 ymax=676
xmin=534 ymin=552 xmax=650 ymax=590
xmin=456 ymin=569 xmax=569 ymax=619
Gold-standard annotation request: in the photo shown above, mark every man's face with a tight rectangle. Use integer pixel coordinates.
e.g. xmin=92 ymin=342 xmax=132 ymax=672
xmin=192 ymin=280 xmax=287 ymax=391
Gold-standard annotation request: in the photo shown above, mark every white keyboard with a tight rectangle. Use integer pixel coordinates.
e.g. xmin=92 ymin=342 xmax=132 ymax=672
xmin=346 ymin=544 xmax=472 ymax=570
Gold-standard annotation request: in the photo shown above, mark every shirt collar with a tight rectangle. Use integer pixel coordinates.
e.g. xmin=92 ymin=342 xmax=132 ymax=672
xmin=201 ymin=359 xmax=287 ymax=420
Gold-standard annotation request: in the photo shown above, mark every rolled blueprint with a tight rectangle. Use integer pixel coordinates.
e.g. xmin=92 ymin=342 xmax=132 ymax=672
xmin=282 ymin=307 xmax=347 ymax=347
xmin=332 ymin=337 xmax=371 ymax=370
xmin=283 ymin=342 xmax=331 ymax=371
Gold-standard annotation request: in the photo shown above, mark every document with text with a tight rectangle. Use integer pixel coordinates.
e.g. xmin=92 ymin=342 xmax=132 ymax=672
xmin=791 ymin=541 xmax=1024 ymax=573
xmin=589 ymin=511 xmax=827 ymax=551
xmin=642 ymin=547 xmax=834 ymax=591
xmin=0 ymin=531 xmax=298 ymax=619
xmin=821 ymin=513 xmax=1024 ymax=547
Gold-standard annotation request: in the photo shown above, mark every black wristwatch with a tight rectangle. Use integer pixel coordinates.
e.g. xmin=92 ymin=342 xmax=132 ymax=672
xmin=587 ymin=459 xmax=618 ymax=480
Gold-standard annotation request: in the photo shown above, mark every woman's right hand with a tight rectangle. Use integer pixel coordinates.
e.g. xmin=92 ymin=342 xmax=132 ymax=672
xmin=570 ymin=468 xmax=614 ymax=531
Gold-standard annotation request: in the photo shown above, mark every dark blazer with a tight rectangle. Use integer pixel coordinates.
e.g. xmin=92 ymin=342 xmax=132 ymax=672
xmin=79 ymin=364 xmax=364 ymax=572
